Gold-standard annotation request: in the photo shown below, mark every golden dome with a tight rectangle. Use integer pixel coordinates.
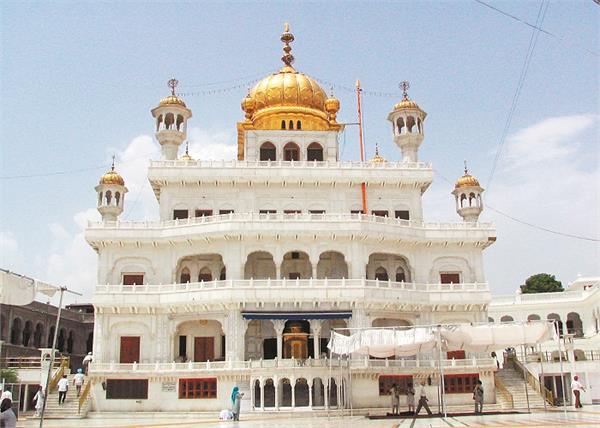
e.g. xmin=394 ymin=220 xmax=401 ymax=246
xmin=180 ymin=142 xmax=194 ymax=161
xmin=158 ymin=78 xmax=187 ymax=108
xmin=393 ymin=81 xmax=422 ymax=111
xmin=369 ymin=143 xmax=387 ymax=163
xmin=455 ymin=162 xmax=480 ymax=188
xmin=240 ymin=24 xmax=337 ymax=131
xmin=99 ymin=158 xmax=124 ymax=186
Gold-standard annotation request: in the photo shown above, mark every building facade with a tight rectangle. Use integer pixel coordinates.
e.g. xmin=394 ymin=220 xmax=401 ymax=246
xmin=86 ymin=25 xmax=499 ymax=412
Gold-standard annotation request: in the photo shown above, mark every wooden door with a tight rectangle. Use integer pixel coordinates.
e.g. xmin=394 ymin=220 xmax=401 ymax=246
xmin=120 ymin=336 xmax=140 ymax=363
xmin=194 ymin=337 xmax=214 ymax=362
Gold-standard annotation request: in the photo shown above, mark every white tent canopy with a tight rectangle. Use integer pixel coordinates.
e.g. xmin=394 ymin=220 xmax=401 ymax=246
xmin=0 ymin=268 xmax=59 ymax=305
xmin=442 ymin=322 xmax=557 ymax=353
xmin=328 ymin=321 xmax=556 ymax=357
xmin=328 ymin=326 xmax=437 ymax=358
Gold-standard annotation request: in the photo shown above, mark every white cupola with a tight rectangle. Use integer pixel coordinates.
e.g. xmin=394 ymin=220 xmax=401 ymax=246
xmin=387 ymin=81 xmax=426 ymax=162
xmin=151 ymin=78 xmax=192 ymax=160
xmin=451 ymin=162 xmax=484 ymax=222
xmin=95 ymin=157 xmax=127 ymax=221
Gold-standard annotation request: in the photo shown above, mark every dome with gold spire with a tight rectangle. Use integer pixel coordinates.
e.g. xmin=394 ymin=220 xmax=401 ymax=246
xmin=158 ymin=78 xmax=187 ymax=108
xmin=455 ymin=162 xmax=481 ymax=189
xmin=99 ymin=157 xmax=125 ymax=186
xmin=180 ymin=142 xmax=194 ymax=161
xmin=393 ymin=81 xmax=423 ymax=112
xmin=241 ymin=24 xmax=340 ymax=131
xmin=369 ymin=143 xmax=387 ymax=164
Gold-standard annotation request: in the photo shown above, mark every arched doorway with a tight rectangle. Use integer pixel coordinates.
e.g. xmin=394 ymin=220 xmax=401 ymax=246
xmin=174 ymin=320 xmax=224 ymax=362
xmin=567 ymin=312 xmax=583 ymax=337
xmin=312 ymin=377 xmax=325 ymax=407
xmin=316 ymin=251 xmax=348 ymax=279
xmin=281 ymin=251 xmax=311 ymax=279
xmin=279 ymin=378 xmax=292 ymax=407
xmin=294 ymin=378 xmax=309 ymax=407
xmin=244 ymin=251 xmax=276 ymax=279
xmin=260 ymin=142 xmax=276 ymax=161
xmin=283 ymin=142 xmax=300 ymax=161
xmin=283 ymin=320 xmax=310 ymax=359
xmin=264 ymin=378 xmax=275 ymax=407
xmin=307 ymin=142 xmax=323 ymax=161
xmin=547 ymin=313 xmax=563 ymax=335
xmin=367 ymin=253 xmax=412 ymax=282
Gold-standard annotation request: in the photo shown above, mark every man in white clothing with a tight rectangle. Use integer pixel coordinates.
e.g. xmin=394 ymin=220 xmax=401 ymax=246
xmin=571 ymin=375 xmax=586 ymax=408
xmin=57 ymin=374 xmax=69 ymax=404
xmin=415 ymin=380 xmax=432 ymax=415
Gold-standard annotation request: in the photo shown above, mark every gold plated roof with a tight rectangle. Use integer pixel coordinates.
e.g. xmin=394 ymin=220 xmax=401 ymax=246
xmin=158 ymin=78 xmax=187 ymax=107
xmin=455 ymin=162 xmax=480 ymax=188
xmin=393 ymin=81 xmax=422 ymax=111
xmin=99 ymin=158 xmax=124 ymax=185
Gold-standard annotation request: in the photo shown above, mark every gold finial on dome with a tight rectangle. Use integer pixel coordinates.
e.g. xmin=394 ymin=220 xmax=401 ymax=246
xmin=325 ymin=86 xmax=340 ymax=122
xmin=455 ymin=160 xmax=481 ymax=188
xmin=159 ymin=77 xmax=187 ymax=107
xmin=369 ymin=143 xmax=387 ymax=163
xmin=394 ymin=80 xmax=421 ymax=110
xmin=241 ymin=87 xmax=255 ymax=120
xmin=280 ymin=22 xmax=295 ymax=70
xmin=180 ymin=141 xmax=193 ymax=161
xmin=99 ymin=155 xmax=125 ymax=185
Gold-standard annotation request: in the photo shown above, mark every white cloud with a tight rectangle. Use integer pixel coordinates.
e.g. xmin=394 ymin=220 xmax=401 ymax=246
xmin=0 ymin=230 xmax=25 ymax=273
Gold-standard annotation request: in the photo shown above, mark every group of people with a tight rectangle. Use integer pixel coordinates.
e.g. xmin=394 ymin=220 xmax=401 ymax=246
xmin=0 ymin=389 xmax=16 ymax=428
xmin=388 ymin=379 xmax=485 ymax=417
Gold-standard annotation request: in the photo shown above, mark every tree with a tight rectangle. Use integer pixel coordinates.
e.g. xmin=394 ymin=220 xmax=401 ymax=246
xmin=0 ymin=368 xmax=18 ymax=384
xmin=520 ymin=273 xmax=564 ymax=294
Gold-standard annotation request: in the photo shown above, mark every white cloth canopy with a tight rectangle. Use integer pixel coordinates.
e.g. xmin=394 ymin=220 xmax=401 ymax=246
xmin=441 ymin=322 xmax=557 ymax=352
xmin=328 ymin=327 xmax=437 ymax=358
xmin=0 ymin=269 xmax=59 ymax=305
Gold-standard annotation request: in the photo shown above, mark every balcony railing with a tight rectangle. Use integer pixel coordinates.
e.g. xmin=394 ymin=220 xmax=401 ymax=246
xmin=490 ymin=287 xmax=597 ymax=306
xmin=90 ymin=357 xmax=495 ymax=373
xmin=95 ymin=278 xmax=489 ymax=294
xmin=88 ymin=212 xmax=494 ymax=231
xmin=150 ymin=159 xmax=432 ymax=170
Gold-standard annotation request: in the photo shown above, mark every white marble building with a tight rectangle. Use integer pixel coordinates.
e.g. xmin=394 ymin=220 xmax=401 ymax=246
xmin=85 ymin=25 xmax=502 ymax=412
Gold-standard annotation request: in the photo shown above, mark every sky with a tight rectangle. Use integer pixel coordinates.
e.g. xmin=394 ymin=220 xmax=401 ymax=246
xmin=1 ymin=1 xmax=598 ymax=303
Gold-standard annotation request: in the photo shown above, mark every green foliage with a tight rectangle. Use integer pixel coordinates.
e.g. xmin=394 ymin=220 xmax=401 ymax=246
xmin=0 ymin=368 xmax=18 ymax=384
xmin=520 ymin=273 xmax=564 ymax=294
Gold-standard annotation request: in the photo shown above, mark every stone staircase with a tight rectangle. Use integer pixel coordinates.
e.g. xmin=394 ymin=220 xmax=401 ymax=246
xmin=34 ymin=374 xmax=91 ymax=419
xmin=496 ymin=364 xmax=547 ymax=409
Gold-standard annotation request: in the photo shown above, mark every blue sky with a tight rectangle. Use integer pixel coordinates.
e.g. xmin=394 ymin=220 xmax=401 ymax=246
xmin=1 ymin=1 xmax=598 ymax=301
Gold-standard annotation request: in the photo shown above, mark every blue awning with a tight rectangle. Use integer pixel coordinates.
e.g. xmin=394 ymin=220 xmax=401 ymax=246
xmin=242 ymin=311 xmax=352 ymax=320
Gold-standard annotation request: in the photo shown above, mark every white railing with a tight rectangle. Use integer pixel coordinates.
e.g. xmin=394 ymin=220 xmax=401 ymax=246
xmin=150 ymin=159 xmax=432 ymax=170
xmin=95 ymin=278 xmax=489 ymax=294
xmin=90 ymin=357 xmax=495 ymax=373
xmin=88 ymin=212 xmax=494 ymax=230
xmin=491 ymin=288 xmax=596 ymax=306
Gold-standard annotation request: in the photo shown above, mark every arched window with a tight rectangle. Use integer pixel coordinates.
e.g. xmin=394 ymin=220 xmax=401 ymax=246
xmin=57 ymin=328 xmax=66 ymax=352
xmin=469 ymin=192 xmax=476 ymax=207
xmin=307 ymin=142 xmax=323 ymax=161
xmin=296 ymin=120 xmax=302 ymax=130
xmin=67 ymin=331 xmax=75 ymax=353
xmin=460 ymin=193 xmax=467 ymax=208
xmin=284 ymin=142 xmax=300 ymax=161
xmin=374 ymin=267 xmax=388 ymax=281
xmin=156 ymin=114 xmax=163 ymax=131
xmin=406 ymin=116 xmax=416 ymax=133
xmin=22 ymin=320 xmax=32 ymax=346
xmin=105 ymin=190 xmax=112 ymax=205
xmin=47 ymin=326 xmax=55 ymax=348
xmin=198 ymin=267 xmax=212 ymax=282
xmin=115 ymin=191 xmax=121 ymax=206
xmin=34 ymin=323 xmax=44 ymax=348
xmin=165 ymin=113 xmax=175 ymax=130
xmin=500 ymin=315 xmax=514 ymax=322
xmin=395 ymin=267 xmax=406 ymax=282
xmin=10 ymin=318 xmax=22 ymax=345
xmin=260 ymin=142 xmax=276 ymax=161
xmin=281 ymin=120 xmax=286 ymax=130
xmin=180 ymin=268 xmax=191 ymax=283
xmin=176 ymin=115 xmax=184 ymax=131
xmin=98 ymin=192 xmax=103 ymax=206
xmin=396 ymin=117 xmax=405 ymax=134
xmin=219 ymin=267 xmax=226 ymax=280
xmin=289 ymin=120 xmax=294 ymax=130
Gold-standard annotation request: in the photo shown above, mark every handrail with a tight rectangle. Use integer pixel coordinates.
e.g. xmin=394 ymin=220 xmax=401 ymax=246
xmin=78 ymin=379 xmax=92 ymax=415
xmin=48 ymin=357 xmax=70 ymax=391
xmin=510 ymin=355 xmax=554 ymax=405
xmin=149 ymin=159 xmax=433 ymax=170
xmin=0 ymin=357 xmax=63 ymax=369
xmin=494 ymin=375 xmax=514 ymax=409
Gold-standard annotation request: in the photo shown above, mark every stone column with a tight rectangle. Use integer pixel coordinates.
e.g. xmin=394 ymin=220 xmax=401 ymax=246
xmin=324 ymin=380 xmax=329 ymax=408
xmin=291 ymin=378 xmax=296 ymax=408
xmin=273 ymin=319 xmax=286 ymax=359
xmin=311 ymin=320 xmax=323 ymax=359
xmin=225 ymin=310 xmax=247 ymax=361
xmin=274 ymin=255 xmax=283 ymax=280
xmin=309 ymin=382 xmax=313 ymax=408
xmin=275 ymin=379 xmax=280 ymax=409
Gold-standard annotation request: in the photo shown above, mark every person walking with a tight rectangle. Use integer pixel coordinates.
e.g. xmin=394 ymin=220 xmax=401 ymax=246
xmin=473 ymin=380 xmax=484 ymax=414
xmin=415 ymin=380 xmax=432 ymax=416
xmin=33 ymin=386 xmax=45 ymax=417
xmin=389 ymin=383 xmax=399 ymax=415
xmin=82 ymin=352 xmax=93 ymax=375
xmin=571 ymin=375 xmax=586 ymax=408
xmin=406 ymin=382 xmax=415 ymax=414
xmin=230 ymin=386 xmax=244 ymax=421
xmin=0 ymin=398 xmax=17 ymax=428
xmin=57 ymin=374 xmax=69 ymax=404
xmin=73 ymin=368 xmax=85 ymax=397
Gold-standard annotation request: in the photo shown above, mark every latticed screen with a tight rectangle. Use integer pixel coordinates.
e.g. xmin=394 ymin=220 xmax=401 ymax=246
xmin=378 ymin=375 xmax=413 ymax=395
xmin=179 ymin=378 xmax=217 ymax=399
xmin=444 ymin=374 xmax=479 ymax=394
xmin=106 ymin=379 xmax=148 ymax=399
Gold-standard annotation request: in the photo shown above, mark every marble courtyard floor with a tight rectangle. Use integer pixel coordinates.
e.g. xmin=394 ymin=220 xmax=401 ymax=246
xmin=17 ymin=407 xmax=600 ymax=428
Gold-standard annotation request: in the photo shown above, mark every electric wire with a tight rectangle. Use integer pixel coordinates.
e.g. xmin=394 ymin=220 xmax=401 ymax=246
xmin=486 ymin=0 xmax=548 ymax=194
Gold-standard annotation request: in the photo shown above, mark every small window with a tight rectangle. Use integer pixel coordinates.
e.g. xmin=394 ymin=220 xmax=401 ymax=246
xmin=289 ymin=120 xmax=294 ymax=130
xmin=106 ymin=379 xmax=148 ymax=399
xmin=281 ymin=120 xmax=286 ymax=130
xmin=291 ymin=252 xmax=300 ymax=260
xmin=219 ymin=210 xmax=234 ymax=215
xmin=123 ymin=274 xmax=144 ymax=285
xmin=259 ymin=210 xmax=277 ymax=214
xmin=284 ymin=143 xmax=300 ymax=161
xmin=284 ymin=210 xmax=301 ymax=214
xmin=180 ymin=270 xmax=191 ymax=283
xmin=374 ymin=267 xmax=388 ymax=281
xmin=309 ymin=210 xmax=325 ymax=214
xmin=179 ymin=336 xmax=187 ymax=358
xmin=179 ymin=378 xmax=217 ymax=399
xmin=395 ymin=210 xmax=410 ymax=220
xmin=260 ymin=142 xmax=277 ymax=161
xmin=440 ymin=273 xmax=461 ymax=284
xmin=195 ymin=210 xmax=213 ymax=217
xmin=296 ymin=120 xmax=302 ymax=130
xmin=173 ymin=209 xmax=189 ymax=220
xmin=379 ymin=375 xmax=413 ymax=396
xmin=307 ymin=142 xmax=323 ymax=161
xmin=444 ymin=374 xmax=479 ymax=394
xmin=372 ymin=210 xmax=389 ymax=217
